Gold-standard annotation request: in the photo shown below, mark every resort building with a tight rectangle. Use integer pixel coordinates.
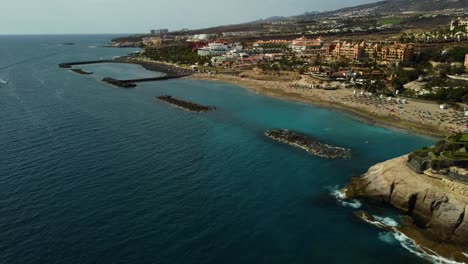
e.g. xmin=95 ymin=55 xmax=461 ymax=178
xmin=291 ymin=36 xmax=323 ymax=53
xmin=253 ymin=39 xmax=291 ymax=48
xmin=197 ymin=42 xmax=243 ymax=57
xmin=378 ymin=44 xmax=413 ymax=63
xmin=450 ymin=18 xmax=468 ymax=32
xmin=198 ymin=43 xmax=229 ymax=56
xmin=150 ymin=29 xmax=169 ymax=35
xmin=331 ymin=42 xmax=363 ymax=60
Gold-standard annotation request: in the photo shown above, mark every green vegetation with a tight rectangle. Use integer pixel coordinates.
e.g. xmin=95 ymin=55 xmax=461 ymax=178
xmin=448 ymin=133 xmax=468 ymax=143
xmin=440 ymin=151 xmax=468 ymax=161
xmin=360 ymin=79 xmax=391 ymax=95
xmin=420 ymin=86 xmax=468 ymax=104
xmin=143 ymin=45 xmax=211 ymax=65
xmin=378 ymin=19 xmax=401 ymax=25
xmin=417 ymin=47 xmax=468 ymax=64
xmin=393 ymin=67 xmax=423 ymax=90
xmin=409 ymin=133 xmax=468 ymax=171
xmin=408 ymin=146 xmax=432 ymax=160
xmin=257 ymin=54 xmax=305 ymax=72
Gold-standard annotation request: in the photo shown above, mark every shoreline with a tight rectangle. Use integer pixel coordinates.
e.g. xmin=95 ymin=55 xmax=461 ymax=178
xmin=346 ymin=156 xmax=468 ymax=263
xmin=188 ymin=73 xmax=447 ymax=138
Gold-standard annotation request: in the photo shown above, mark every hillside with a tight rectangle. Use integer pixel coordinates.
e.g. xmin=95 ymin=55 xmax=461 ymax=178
xmin=180 ymin=0 xmax=466 ymax=34
xmin=112 ymin=0 xmax=466 ymax=44
xmin=317 ymin=0 xmax=467 ymax=16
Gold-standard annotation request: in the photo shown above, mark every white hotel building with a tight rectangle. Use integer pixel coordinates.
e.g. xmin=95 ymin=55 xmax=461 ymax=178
xmin=197 ymin=43 xmax=243 ymax=56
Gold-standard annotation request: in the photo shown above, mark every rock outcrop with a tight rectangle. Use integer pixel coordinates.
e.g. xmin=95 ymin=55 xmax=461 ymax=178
xmin=265 ymin=129 xmax=351 ymax=159
xmin=346 ymin=155 xmax=468 ymax=262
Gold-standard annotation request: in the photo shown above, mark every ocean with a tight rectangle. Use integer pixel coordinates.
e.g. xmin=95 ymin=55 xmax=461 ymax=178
xmin=0 ymin=35 xmax=436 ymax=263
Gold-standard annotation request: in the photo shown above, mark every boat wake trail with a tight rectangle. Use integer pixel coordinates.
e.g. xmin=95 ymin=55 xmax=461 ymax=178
xmin=0 ymin=50 xmax=67 ymax=71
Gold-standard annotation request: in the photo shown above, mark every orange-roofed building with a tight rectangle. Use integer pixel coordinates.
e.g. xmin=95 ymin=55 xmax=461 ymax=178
xmin=292 ymin=36 xmax=323 ymax=53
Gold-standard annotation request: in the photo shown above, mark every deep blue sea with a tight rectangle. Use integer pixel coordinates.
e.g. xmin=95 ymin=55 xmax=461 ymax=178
xmin=0 ymin=35 xmax=436 ymax=264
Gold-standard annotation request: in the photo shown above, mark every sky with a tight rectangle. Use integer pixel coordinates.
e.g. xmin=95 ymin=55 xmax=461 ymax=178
xmin=1 ymin=0 xmax=378 ymax=34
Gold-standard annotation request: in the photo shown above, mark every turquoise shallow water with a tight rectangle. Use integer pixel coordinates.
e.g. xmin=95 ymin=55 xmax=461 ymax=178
xmin=0 ymin=35 xmax=435 ymax=264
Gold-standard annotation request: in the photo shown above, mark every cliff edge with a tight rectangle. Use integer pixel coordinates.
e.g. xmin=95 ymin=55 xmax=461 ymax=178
xmin=346 ymin=155 xmax=468 ymax=262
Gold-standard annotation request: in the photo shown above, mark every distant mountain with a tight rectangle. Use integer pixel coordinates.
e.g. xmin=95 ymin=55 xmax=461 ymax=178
xmin=313 ymin=0 xmax=467 ymax=17
xmin=258 ymin=0 xmax=467 ymax=22
xmin=188 ymin=0 xmax=466 ymax=33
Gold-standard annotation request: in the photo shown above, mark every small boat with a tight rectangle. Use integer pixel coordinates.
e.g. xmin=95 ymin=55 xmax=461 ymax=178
xmin=0 ymin=79 xmax=8 ymax=84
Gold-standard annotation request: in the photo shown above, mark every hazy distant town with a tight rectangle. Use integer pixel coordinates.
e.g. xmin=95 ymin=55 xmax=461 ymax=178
xmin=113 ymin=12 xmax=468 ymax=130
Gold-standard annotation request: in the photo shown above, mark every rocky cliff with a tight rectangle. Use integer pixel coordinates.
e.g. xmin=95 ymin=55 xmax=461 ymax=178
xmin=346 ymin=155 xmax=468 ymax=262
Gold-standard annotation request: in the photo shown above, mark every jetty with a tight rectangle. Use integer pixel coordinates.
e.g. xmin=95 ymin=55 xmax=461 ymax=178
xmin=59 ymin=60 xmax=112 ymax=68
xmin=155 ymin=95 xmax=216 ymax=112
xmin=102 ymin=75 xmax=189 ymax=88
xmin=265 ymin=129 xmax=351 ymax=159
xmin=71 ymin=69 xmax=93 ymax=75
xmin=59 ymin=58 xmax=193 ymax=87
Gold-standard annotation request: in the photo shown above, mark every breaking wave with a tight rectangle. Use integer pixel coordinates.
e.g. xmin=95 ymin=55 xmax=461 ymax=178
xmin=373 ymin=215 xmax=399 ymax=227
xmin=363 ymin=214 xmax=464 ymax=264
xmin=392 ymin=231 xmax=464 ymax=264
xmin=328 ymin=186 xmax=362 ymax=208
xmin=378 ymin=232 xmax=397 ymax=244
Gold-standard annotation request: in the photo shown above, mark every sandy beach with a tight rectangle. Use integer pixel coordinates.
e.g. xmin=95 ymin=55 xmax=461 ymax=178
xmin=190 ymin=71 xmax=468 ymax=137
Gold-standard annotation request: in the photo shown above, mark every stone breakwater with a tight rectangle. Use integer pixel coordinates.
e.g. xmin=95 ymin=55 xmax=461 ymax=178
xmin=102 ymin=75 xmax=188 ymax=88
xmin=155 ymin=96 xmax=216 ymax=112
xmin=114 ymin=57 xmax=194 ymax=76
xmin=71 ymin=69 xmax=93 ymax=75
xmin=345 ymin=155 xmax=468 ymax=262
xmin=264 ymin=129 xmax=351 ymax=159
xmin=58 ymin=60 xmax=113 ymax=69
xmin=102 ymin=78 xmax=137 ymax=88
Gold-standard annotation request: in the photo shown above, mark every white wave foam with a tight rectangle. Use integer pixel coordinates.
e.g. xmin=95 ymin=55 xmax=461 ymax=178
xmin=373 ymin=216 xmax=399 ymax=227
xmin=360 ymin=214 xmax=463 ymax=263
xmin=0 ymin=78 xmax=8 ymax=84
xmin=328 ymin=186 xmax=362 ymax=209
xmin=328 ymin=185 xmax=465 ymax=263
xmin=392 ymin=231 xmax=465 ymax=264
xmin=88 ymin=46 xmax=97 ymax=48
xmin=360 ymin=213 xmax=388 ymax=229
xmin=378 ymin=232 xmax=397 ymax=244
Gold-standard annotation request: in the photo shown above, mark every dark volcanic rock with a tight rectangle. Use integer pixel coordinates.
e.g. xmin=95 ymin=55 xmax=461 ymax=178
xmin=265 ymin=129 xmax=351 ymax=159
xmin=71 ymin=69 xmax=93 ymax=75
xmin=102 ymin=78 xmax=137 ymax=88
xmin=156 ymin=95 xmax=216 ymax=112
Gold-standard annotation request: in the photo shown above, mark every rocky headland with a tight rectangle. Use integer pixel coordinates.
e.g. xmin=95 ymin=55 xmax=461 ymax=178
xmin=265 ymin=129 xmax=351 ymax=159
xmin=345 ymin=155 xmax=468 ymax=262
